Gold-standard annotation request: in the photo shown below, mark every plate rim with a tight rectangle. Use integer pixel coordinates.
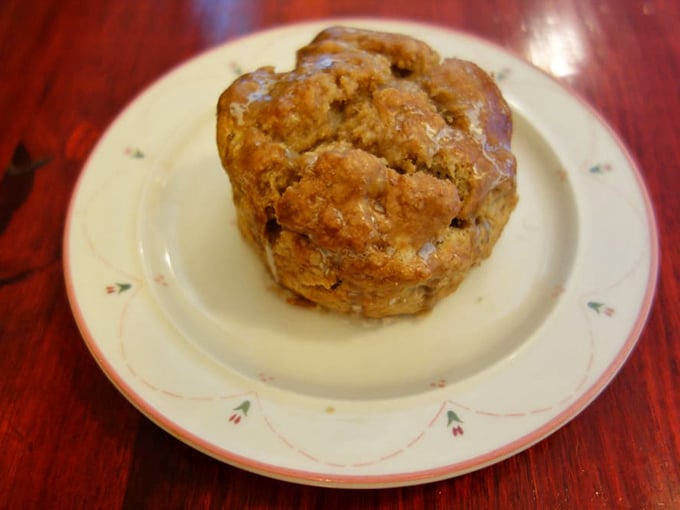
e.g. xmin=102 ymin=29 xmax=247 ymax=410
xmin=62 ymin=17 xmax=660 ymax=488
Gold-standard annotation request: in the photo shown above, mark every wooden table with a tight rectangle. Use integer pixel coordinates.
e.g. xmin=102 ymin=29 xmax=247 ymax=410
xmin=1 ymin=0 xmax=678 ymax=507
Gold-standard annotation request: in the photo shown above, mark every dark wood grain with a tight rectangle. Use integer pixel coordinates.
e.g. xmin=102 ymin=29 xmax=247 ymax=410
xmin=1 ymin=0 xmax=678 ymax=508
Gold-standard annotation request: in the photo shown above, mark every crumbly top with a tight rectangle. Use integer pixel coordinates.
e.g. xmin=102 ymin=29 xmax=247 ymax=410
xmin=217 ymin=25 xmax=515 ymax=269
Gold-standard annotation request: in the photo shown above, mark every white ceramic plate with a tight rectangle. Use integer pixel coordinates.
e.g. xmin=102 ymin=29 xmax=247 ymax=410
xmin=64 ymin=19 xmax=658 ymax=488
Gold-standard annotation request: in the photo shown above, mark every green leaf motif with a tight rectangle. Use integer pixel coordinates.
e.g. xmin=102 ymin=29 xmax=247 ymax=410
xmin=446 ymin=410 xmax=463 ymax=427
xmin=587 ymin=301 xmax=615 ymax=317
xmin=494 ymin=67 xmax=511 ymax=81
xmin=230 ymin=61 xmax=244 ymax=76
xmin=587 ymin=301 xmax=604 ymax=313
xmin=233 ymin=400 xmax=251 ymax=416
xmin=589 ymin=163 xmax=612 ymax=174
xmin=124 ymin=147 xmax=144 ymax=158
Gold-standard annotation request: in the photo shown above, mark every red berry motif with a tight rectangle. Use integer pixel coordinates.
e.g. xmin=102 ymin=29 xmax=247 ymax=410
xmin=153 ymin=274 xmax=168 ymax=287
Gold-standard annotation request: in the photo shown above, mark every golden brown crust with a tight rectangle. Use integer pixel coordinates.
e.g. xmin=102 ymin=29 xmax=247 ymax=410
xmin=216 ymin=26 xmax=518 ymax=317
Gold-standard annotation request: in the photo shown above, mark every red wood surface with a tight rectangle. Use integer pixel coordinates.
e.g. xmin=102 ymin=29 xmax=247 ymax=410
xmin=1 ymin=0 xmax=678 ymax=508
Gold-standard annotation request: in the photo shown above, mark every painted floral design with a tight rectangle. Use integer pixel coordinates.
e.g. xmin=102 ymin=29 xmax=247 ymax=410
xmin=587 ymin=301 xmax=615 ymax=316
xmin=589 ymin=163 xmax=612 ymax=174
xmin=494 ymin=67 xmax=512 ymax=81
xmin=124 ymin=147 xmax=144 ymax=158
xmin=228 ymin=400 xmax=251 ymax=425
xmin=258 ymin=372 xmax=274 ymax=383
xmin=551 ymin=285 xmax=566 ymax=298
xmin=106 ymin=282 xmax=132 ymax=294
xmin=230 ymin=61 xmax=244 ymax=76
xmin=153 ymin=274 xmax=168 ymax=287
xmin=447 ymin=410 xmax=464 ymax=437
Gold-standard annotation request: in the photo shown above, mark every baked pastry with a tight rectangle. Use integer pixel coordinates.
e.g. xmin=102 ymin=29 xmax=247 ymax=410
xmin=216 ymin=26 xmax=517 ymax=318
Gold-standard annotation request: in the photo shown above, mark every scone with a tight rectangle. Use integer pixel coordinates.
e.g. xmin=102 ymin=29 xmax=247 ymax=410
xmin=216 ymin=26 xmax=518 ymax=318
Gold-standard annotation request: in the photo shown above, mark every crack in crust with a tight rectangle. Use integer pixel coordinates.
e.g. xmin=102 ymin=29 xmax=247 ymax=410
xmin=216 ymin=26 xmax=518 ymax=317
